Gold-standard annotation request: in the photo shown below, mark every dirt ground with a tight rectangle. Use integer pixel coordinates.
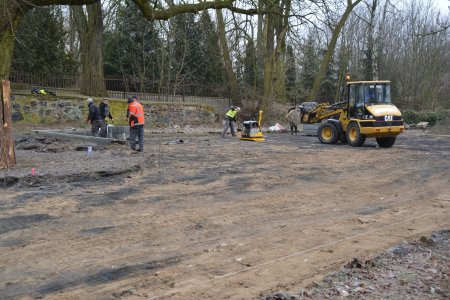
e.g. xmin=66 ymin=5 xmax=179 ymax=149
xmin=0 ymin=126 xmax=449 ymax=299
xmin=263 ymin=230 xmax=449 ymax=299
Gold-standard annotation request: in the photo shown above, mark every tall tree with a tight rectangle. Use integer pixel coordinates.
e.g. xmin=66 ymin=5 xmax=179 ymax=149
xmin=198 ymin=11 xmax=225 ymax=96
xmin=12 ymin=6 xmax=77 ymax=76
xmin=285 ymin=44 xmax=297 ymax=103
xmin=104 ymin=1 xmax=162 ymax=93
xmin=216 ymin=9 xmax=239 ymax=105
xmin=0 ymin=0 xmax=263 ymax=80
xmin=243 ymin=38 xmax=257 ymax=90
xmin=361 ymin=0 xmax=379 ymax=80
xmin=167 ymin=13 xmax=197 ymax=96
xmin=273 ymin=0 xmax=292 ymax=102
xmin=307 ymin=0 xmax=362 ymax=102
xmin=72 ymin=2 xmax=107 ymax=96
xmin=259 ymin=0 xmax=291 ymax=111
xmin=299 ymin=34 xmax=320 ymax=99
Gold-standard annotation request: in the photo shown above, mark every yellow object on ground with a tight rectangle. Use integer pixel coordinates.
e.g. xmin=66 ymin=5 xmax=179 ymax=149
xmin=240 ymin=111 xmax=265 ymax=142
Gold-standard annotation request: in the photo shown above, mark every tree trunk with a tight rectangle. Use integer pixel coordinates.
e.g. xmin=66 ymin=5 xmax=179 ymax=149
xmin=216 ymin=9 xmax=240 ymax=106
xmin=0 ymin=1 xmax=29 ymax=80
xmin=260 ymin=8 xmax=276 ymax=113
xmin=256 ymin=0 xmax=265 ymax=90
xmin=376 ymin=0 xmax=389 ymax=80
xmin=307 ymin=0 xmax=362 ymax=102
xmin=72 ymin=3 xmax=107 ymax=97
xmin=0 ymin=80 xmax=16 ymax=168
xmin=367 ymin=0 xmax=378 ymax=80
xmin=273 ymin=0 xmax=291 ymax=103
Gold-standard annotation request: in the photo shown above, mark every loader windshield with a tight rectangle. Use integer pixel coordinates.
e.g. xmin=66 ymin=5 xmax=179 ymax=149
xmin=364 ymin=84 xmax=391 ymax=104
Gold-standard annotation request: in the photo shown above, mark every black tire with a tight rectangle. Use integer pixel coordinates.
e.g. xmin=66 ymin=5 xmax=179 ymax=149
xmin=318 ymin=122 xmax=339 ymax=144
xmin=376 ymin=136 xmax=396 ymax=148
xmin=346 ymin=122 xmax=366 ymax=147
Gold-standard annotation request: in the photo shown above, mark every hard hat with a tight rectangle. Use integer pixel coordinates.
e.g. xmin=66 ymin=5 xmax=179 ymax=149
xmin=236 ymin=107 xmax=241 ymax=112
xmin=86 ymin=98 xmax=93 ymax=104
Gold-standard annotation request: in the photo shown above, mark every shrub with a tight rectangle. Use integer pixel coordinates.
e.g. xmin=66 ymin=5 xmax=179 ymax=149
xmin=403 ymin=110 xmax=448 ymax=126
xmin=402 ymin=110 xmax=419 ymax=125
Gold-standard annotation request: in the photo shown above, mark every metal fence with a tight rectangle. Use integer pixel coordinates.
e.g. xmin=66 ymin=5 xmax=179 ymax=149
xmin=9 ymin=73 xmax=232 ymax=111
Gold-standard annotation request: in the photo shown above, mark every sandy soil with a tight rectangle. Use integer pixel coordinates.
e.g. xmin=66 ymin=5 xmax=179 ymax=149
xmin=0 ymin=127 xmax=449 ymax=299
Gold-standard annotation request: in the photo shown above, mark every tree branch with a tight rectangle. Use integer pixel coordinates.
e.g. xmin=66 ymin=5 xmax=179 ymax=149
xmin=414 ymin=24 xmax=450 ymax=37
xmin=132 ymin=0 xmax=265 ymax=22
xmin=28 ymin=0 xmax=98 ymax=5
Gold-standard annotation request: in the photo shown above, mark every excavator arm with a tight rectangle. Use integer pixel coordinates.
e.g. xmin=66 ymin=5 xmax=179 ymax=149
xmin=300 ymin=101 xmax=347 ymax=124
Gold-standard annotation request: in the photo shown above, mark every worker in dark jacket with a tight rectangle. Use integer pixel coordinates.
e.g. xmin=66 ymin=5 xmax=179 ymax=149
xmin=86 ymin=98 xmax=104 ymax=137
xmin=222 ymin=106 xmax=240 ymax=138
xmin=99 ymin=98 xmax=114 ymax=123
xmin=99 ymin=98 xmax=114 ymax=137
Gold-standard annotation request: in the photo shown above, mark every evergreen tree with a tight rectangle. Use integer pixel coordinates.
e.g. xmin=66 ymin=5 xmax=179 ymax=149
xmin=299 ymin=34 xmax=320 ymax=100
xmin=243 ymin=39 xmax=257 ymax=89
xmin=285 ymin=45 xmax=297 ymax=102
xmin=103 ymin=1 xmax=162 ymax=93
xmin=197 ymin=11 xmax=225 ymax=96
xmin=361 ymin=48 xmax=374 ymax=81
xmin=12 ymin=6 xmax=77 ymax=76
xmin=317 ymin=48 xmax=338 ymax=102
xmin=167 ymin=13 xmax=198 ymax=94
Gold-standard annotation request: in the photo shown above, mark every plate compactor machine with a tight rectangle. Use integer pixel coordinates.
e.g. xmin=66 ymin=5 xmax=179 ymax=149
xmin=300 ymin=80 xmax=404 ymax=147
xmin=240 ymin=110 xmax=265 ymax=142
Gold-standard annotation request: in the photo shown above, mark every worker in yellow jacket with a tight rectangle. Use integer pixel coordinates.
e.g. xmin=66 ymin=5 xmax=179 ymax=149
xmin=222 ymin=106 xmax=240 ymax=138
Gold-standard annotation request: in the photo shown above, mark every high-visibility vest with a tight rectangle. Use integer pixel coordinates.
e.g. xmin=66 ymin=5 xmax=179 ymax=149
xmin=128 ymin=101 xmax=145 ymax=127
xmin=225 ymin=109 xmax=238 ymax=119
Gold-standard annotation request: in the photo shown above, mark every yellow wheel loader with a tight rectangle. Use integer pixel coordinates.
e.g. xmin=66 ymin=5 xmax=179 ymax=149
xmin=300 ymin=81 xmax=404 ymax=147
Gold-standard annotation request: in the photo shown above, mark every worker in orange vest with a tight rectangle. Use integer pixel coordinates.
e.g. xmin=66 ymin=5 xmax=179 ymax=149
xmin=126 ymin=96 xmax=145 ymax=152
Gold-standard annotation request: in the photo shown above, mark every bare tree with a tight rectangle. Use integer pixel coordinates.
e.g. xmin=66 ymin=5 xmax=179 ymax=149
xmin=216 ymin=9 xmax=240 ymax=106
xmin=71 ymin=2 xmax=107 ymax=96
xmin=307 ymin=0 xmax=363 ymax=102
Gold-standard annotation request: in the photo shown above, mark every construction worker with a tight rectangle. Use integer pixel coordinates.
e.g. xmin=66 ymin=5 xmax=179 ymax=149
xmin=127 ymin=96 xmax=145 ymax=152
xmin=222 ymin=106 xmax=240 ymax=138
xmin=86 ymin=98 xmax=104 ymax=137
xmin=99 ymin=98 xmax=114 ymax=137
xmin=286 ymin=106 xmax=299 ymax=135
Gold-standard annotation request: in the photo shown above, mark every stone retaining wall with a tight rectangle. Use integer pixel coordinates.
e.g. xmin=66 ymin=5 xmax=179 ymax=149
xmin=10 ymin=94 xmax=219 ymax=127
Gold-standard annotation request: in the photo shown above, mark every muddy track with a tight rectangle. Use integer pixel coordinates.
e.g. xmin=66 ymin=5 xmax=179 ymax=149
xmin=0 ymin=131 xmax=449 ymax=299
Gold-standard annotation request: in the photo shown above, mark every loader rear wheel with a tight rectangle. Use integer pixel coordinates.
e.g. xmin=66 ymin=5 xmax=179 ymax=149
xmin=376 ymin=136 xmax=396 ymax=148
xmin=318 ymin=122 xmax=339 ymax=144
xmin=346 ymin=122 xmax=366 ymax=147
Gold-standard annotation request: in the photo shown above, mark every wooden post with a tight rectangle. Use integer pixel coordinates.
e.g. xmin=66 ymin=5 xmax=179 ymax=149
xmin=0 ymin=80 xmax=16 ymax=169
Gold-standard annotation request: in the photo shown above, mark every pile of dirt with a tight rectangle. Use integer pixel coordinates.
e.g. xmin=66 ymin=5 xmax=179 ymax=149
xmin=14 ymin=136 xmax=72 ymax=153
xmin=429 ymin=118 xmax=450 ymax=135
xmin=262 ymin=229 xmax=449 ymax=300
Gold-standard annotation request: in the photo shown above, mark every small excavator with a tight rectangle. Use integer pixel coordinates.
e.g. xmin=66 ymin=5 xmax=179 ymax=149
xmin=300 ymin=80 xmax=404 ymax=147
xmin=240 ymin=110 xmax=265 ymax=142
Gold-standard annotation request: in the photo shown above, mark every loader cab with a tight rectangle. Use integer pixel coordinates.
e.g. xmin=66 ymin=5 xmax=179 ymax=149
xmin=347 ymin=81 xmax=392 ymax=118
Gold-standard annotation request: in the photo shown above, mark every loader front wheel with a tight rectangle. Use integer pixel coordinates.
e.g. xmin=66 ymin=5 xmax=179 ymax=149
xmin=376 ymin=136 xmax=396 ymax=148
xmin=318 ymin=122 xmax=339 ymax=144
xmin=346 ymin=122 xmax=366 ymax=147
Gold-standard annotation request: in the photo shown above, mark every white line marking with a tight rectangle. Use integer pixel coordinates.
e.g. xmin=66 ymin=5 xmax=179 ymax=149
xmin=148 ymin=213 xmax=430 ymax=299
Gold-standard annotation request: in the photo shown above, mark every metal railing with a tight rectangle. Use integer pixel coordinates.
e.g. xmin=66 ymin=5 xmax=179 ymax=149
xmin=9 ymin=73 xmax=232 ymax=111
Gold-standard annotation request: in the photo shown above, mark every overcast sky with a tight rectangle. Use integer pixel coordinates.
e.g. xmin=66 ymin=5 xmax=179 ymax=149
xmin=435 ymin=0 xmax=450 ymax=13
